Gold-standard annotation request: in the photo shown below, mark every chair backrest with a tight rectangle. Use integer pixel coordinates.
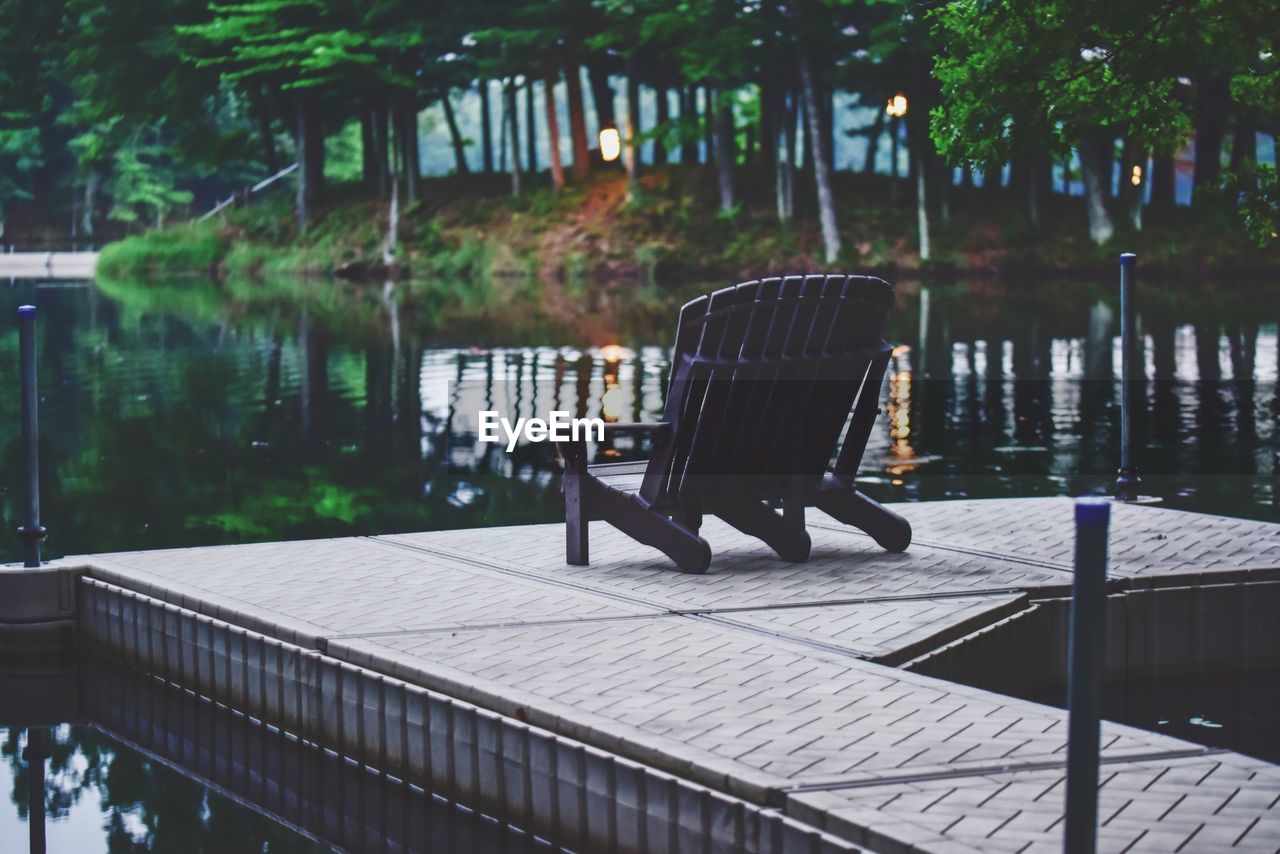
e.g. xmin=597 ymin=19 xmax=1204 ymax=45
xmin=640 ymin=274 xmax=894 ymax=505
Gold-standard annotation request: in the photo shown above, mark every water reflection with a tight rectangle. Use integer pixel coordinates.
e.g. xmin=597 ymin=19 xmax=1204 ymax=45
xmin=0 ymin=276 xmax=1276 ymax=562
xmin=2 ymin=662 xmax=560 ymax=853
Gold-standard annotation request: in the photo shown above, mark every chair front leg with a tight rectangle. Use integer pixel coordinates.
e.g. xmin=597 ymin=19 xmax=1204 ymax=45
xmin=560 ymin=437 xmax=589 ymax=565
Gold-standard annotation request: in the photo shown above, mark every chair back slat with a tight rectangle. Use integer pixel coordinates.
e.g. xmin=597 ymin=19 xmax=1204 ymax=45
xmin=647 ymin=275 xmax=894 ymax=505
xmin=677 ymin=282 xmax=761 ymax=497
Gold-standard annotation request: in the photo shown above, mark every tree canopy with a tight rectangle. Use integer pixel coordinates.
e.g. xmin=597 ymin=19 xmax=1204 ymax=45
xmin=1 ymin=0 xmax=1276 ymax=247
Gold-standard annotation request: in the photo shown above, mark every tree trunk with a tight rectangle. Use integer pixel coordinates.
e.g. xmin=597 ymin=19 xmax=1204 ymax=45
xmin=442 ymin=92 xmax=469 ymax=175
xmin=1229 ymin=106 xmax=1257 ymax=172
xmin=308 ymin=100 xmax=324 ymax=199
xmin=588 ymin=62 xmax=615 ymax=130
xmin=759 ymin=78 xmax=775 ymax=173
xmin=797 ymin=90 xmax=809 ymax=173
xmin=823 ymin=85 xmax=836 ymax=173
xmin=916 ymin=154 xmax=931 ymax=261
xmin=565 ymin=66 xmax=590 ymax=179
xmin=373 ymin=100 xmax=389 ymax=196
xmin=82 ymin=170 xmax=98 ymax=237
xmin=702 ymin=86 xmax=714 ymax=165
xmin=360 ymin=105 xmax=376 ymax=185
xmin=506 ymin=82 xmax=522 ymax=197
xmin=712 ymin=88 xmax=735 ymax=212
xmin=776 ymin=88 xmax=796 ymax=222
xmin=862 ymin=109 xmax=884 ymax=174
xmin=625 ymin=65 xmax=641 ymax=199
xmin=544 ymin=75 xmax=566 ymax=190
xmin=938 ymin=156 xmax=951 ymax=225
xmin=401 ymin=94 xmax=418 ymax=205
xmin=480 ymin=80 xmax=495 ymax=174
xmin=498 ymin=87 xmax=507 ymax=174
xmin=653 ymin=82 xmax=669 ymax=165
xmin=1150 ymin=154 xmax=1175 ymax=209
xmin=1120 ymin=136 xmax=1144 ymax=231
xmin=1027 ymin=157 xmax=1042 ymax=231
xmin=383 ymin=121 xmax=399 ymax=268
xmin=1079 ymin=130 xmax=1115 ymax=245
xmin=250 ymin=85 xmax=279 ymax=174
xmin=775 ymin=92 xmax=793 ymax=223
xmin=1193 ymin=73 xmax=1229 ymax=198
xmin=294 ymin=94 xmax=310 ymax=233
xmin=889 ymin=116 xmax=900 ymax=203
xmin=799 ymin=55 xmax=840 ymax=263
xmin=525 ymin=82 xmax=538 ymax=174
xmin=681 ymin=86 xmax=698 ymax=164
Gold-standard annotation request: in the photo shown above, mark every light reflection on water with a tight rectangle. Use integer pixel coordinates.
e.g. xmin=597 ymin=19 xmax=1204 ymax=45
xmin=0 ymin=276 xmax=1277 ymax=562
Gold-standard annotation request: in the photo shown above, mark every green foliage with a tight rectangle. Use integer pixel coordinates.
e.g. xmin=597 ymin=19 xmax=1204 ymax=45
xmin=930 ymin=0 xmax=1279 ymax=167
xmin=324 ymin=119 xmax=365 ymax=183
xmin=1225 ymin=164 xmax=1280 ymax=247
xmin=97 ymin=223 xmax=224 ymax=275
xmin=931 ymin=0 xmax=1186 ymax=166
xmin=105 ymin=127 xmax=196 ymax=227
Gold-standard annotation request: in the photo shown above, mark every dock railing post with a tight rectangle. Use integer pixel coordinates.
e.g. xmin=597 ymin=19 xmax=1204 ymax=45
xmin=1064 ymin=497 xmax=1110 ymax=854
xmin=1114 ymin=253 xmax=1141 ymax=501
xmin=17 ymin=305 xmax=46 ymax=568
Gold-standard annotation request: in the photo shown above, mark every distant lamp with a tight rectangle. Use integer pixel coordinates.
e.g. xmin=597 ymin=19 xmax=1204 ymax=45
xmin=1130 ymin=165 xmax=1143 ymax=186
xmin=599 ymin=124 xmax=622 ymax=162
xmin=885 ymin=94 xmax=908 ymax=118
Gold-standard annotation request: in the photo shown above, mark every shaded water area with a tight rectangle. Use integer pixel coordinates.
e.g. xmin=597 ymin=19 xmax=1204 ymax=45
xmin=1 ymin=660 xmax=562 ymax=852
xmin=1 ymin=273 xmax=1278 ymax=563
xmin=1036 ymin=669 xmax=1280 ymax=764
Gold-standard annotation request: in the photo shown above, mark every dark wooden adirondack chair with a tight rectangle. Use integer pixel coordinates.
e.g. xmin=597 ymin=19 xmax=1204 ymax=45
xmin=560 ymin=274 xmax=911 ymax=573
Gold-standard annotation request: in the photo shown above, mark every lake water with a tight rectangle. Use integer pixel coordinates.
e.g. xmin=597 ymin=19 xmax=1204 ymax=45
xmin=1 ymin=274 xmax=1276 ymax=563
xmin=0 ymin=661 xmax=562 ymax=853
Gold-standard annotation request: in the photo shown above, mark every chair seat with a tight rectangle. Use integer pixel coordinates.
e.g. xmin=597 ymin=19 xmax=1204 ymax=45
xmin=587 ymin=460 xmax=648 ymax=494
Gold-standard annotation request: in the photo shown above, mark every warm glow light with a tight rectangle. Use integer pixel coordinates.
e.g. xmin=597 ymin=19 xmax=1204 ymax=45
xmin=885 ymin=94 xmax=908 ymax=118
xmin=600 ymin=344 xmax=627 ymax=362
xmin=1130 ymin=165 xmax=1143 ymax=186
xmin=599 ymin=126 xmax=621 ymax=162
xmin=601 ymin=386 xmax=625 ymax=422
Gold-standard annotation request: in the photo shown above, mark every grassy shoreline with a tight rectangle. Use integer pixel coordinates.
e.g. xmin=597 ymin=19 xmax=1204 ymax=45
xmin=96 ymin=166 xmax=1280 ymax=284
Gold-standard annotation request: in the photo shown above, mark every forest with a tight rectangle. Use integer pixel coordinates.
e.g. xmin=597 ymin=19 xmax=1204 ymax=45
xmin=2 ymin=0 xmax=1278 ymax=274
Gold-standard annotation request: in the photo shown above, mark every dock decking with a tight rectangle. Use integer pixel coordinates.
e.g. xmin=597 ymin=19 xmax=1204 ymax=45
xmin=0 ymin=250 xmax=98 ymax=279
xmin=64 ymin=498 xmax=1280 ymax=851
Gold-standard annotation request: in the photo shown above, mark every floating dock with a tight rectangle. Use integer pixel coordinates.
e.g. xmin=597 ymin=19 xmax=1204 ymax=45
xmin=25 ymin=498 xmax=1280 ymax=851
xmin=0 ymin=251 xmax=98 ymax=279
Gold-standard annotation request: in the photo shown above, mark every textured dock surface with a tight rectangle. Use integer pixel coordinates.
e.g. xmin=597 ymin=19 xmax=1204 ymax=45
xmin=0 ymin=250 xmax=98 ymax=279
xmin=74 ymin=498 xmax=1280 ymax=852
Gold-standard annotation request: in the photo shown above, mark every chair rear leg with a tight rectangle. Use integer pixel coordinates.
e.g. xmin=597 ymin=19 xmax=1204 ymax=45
xmin=816 ymin=490 xmax=912 ymax=552
xmin=594 ymin=487 xmax=711 ymax=573
xmin=716 ymin=500 xmax=812 ymax=562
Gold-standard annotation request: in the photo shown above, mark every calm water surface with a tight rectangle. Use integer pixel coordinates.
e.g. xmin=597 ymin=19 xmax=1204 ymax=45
xmin=1 ymin=661 xmax=560 ymax=853
xmin=1 ymin=274 xmax=1277 ymax=562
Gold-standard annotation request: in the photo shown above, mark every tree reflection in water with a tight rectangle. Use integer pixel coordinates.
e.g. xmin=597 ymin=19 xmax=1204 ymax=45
xmin=0 ymin=274 xmax=1276 ymax=566
xmin=3 ymin=724 xmax=325 ymax=853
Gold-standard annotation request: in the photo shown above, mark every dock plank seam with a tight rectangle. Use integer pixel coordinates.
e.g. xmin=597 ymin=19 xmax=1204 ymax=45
xmin=366 ymin=534 xmax=1037 ymax=664
xmin=782 ymin=747 xmax=1233 ymax=794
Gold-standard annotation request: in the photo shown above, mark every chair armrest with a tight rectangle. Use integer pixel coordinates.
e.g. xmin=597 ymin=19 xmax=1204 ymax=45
xmin=557 ymin=422 xmax=671 ymax=474
xmin=601 ymin=421 xmax=670 ymax=438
